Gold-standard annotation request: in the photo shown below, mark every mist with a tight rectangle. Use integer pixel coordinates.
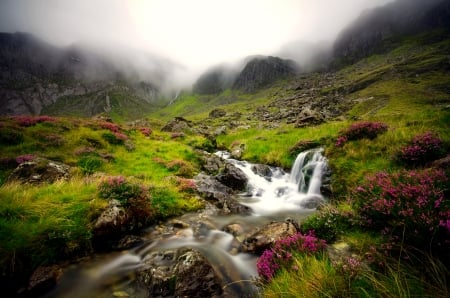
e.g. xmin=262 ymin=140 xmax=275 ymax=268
xmin=0 ymin=0 xmax=397 ymax=89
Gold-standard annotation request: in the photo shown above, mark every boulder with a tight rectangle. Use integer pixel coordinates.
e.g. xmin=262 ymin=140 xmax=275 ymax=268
xmin=27 ymin=265 xmax=62 ymax=296
xmin=92 ymin=199 xmax=129 ymax=240
xmin=241 ymin=219 xmax=300 ymax=254
xmin=230 ymin=143 xmax=245 ymax=159
xmin=7 ymin=157 xmax=70 ymax=184
xmin=137 ymin=249 xmax=223 ymax=297
xmin=209 ymin=108 xmax=227 ymax=118
xmin=217 ymin=163 xmax=248 ymax=191
xmin=294 ymin=108 xmax=324 ymax=128
xmin=195 ymin=173 xmax=251 ymax=215
xmin=199 ymin=152 xmax=225 ymax=175
xmin=173 ymin=250 xmax=223 ymax=297
xmin=161 ymin=117 xmax=192 ymax=132
xmin=251 ymin=164 xmax=272 ymax=179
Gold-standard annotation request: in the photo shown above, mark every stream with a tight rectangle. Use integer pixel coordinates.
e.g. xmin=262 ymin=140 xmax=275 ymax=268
xmin=47 ymin=148 xmax=328 ymax=298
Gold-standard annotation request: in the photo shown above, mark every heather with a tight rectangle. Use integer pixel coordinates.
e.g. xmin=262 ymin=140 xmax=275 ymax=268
xmin=352 ymin=168 xmax=449 ymax=251
xmin=335 ymin=121 xmax=388 ymax=147
xmin=256 ymin=232 xmax=326 ymax=281
xmin=396 ymin=131 xmax=446 ymax=166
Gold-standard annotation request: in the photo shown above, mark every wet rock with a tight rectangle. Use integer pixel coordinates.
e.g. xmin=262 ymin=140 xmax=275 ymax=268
xmin=27 ymin=265 xmax=62 ymax=296
xmin=241 ymin=220 xmax=300 ymax=254
xmin=7 ymin=157 xmax=70 ymax=184
xmin=195 ymin=173 xmax=251 ymax=215
xmin=174 ymin=250 xmax=223 ymax=297
xmin=251 ymin=164 xmax=272 ymax=179
xmin=199 ymin=152 xmax=225 ymax=175
xmin=217 ymin=163 xmax=248 ymax=191
xmin=161 ymin=117 xmax=192 ymax=132
xmin=137 ymin=249 xmax=222 ymax=297
xmin=209 ymin=108 xmax=227 ymax=118
xmin=93 ymin=199 xmax=129 ymax=240
xmin=170 ymin=219 xmax=190 ymax=229
xmin=223 ymin=223 xmax=244 ymax=237
xmin=114 ymin=235 xmax=144 ymax=250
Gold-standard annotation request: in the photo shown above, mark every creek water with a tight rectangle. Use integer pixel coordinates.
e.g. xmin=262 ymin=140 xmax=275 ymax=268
xmin=47 ymin=148 xmax=327 ymax=298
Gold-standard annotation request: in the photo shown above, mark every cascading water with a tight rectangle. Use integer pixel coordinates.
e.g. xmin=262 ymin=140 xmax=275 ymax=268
xmin=47 ymin=148 xmax=328 ymax=298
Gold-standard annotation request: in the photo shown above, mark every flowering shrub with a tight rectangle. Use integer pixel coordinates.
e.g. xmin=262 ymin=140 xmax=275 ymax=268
xmin=10 ymin=115 xmax=56 ymax=127
xmin=171 ymin=177 xmax=197 ymax=192
xmin=98 ymin=121 xmax=121 ymax=133
xmin=98 ymin=176 xmax=148 ymax=205
xmin=166 ymin=159 xmax=195 ymax=177
xmin=256 ymin=232 xmax=326 ymax=281
xmin=15 ymin=154 xmax=36 ymax=164
xmin=396 ymin=132 xmax=445 ymax=166
xmin=300 ymin=205 xmax=354 ymax=243
xmin=333 ymin=256 xmax=362 ymax=280
xmin=352 ymin=169 xmax=449 ymax=249
xmin=139 ymin=127 xmax=152 ymax=137
xmin=335 ymin=121 xmax=388 ymax=147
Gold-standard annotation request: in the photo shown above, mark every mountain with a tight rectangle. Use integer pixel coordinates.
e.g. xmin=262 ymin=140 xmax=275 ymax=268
xmin=333 ymin=0 xmax=450 ymax=66
xmin=193 ymin=56 xmax=299 ymax=95
xmin=0 ymin=32 xmax=174 ymax=118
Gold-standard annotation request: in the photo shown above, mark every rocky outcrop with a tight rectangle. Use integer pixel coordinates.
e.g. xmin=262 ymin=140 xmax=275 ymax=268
xmin=241 ymin=219 xmax=300 ymax=254
xmin=0 ymin=32 xmax=164 ymax=117
xmin=27 ymin=265 xmax=63 ymax=296
xmin=92 ymin=199 xmax=129 ymax=239
xmin=333 ymin=0 xmax=450 ymax=66
xmin=161 ymin=117 xmax=192 ymax=132
xmin=217 ymin=163 xmax=248 ymax=191
xmin=233 ymin=56 xmax=299 ymax=93
xmin=195 ymin=173 xmax=251 ymax=215
xmin=7 ymin=157 xmax=70 ymax=184
xmin=209 ymin=108 xmax=227 ymax=118
xmin=137 ymin=248 xmax=223 ymax=297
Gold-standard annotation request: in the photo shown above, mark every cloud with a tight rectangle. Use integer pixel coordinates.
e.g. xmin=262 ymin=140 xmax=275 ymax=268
xmin=0 ymin=0 xmax=395 ymax=82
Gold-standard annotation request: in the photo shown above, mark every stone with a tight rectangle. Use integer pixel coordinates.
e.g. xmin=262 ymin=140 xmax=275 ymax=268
xmin=294 ymin=107 xmax=324 ymax=128
xmin=161 ymin=117 xmax=192 ymax=132
xmin=173 ymin=250 xmax=223 ymax=297
xmin=230 ymin=143 xmax=245 ymax=159
xmin=241 ymin=220 xmax=300 ymax=254
xmin=93 ymin=199 xmax=129 ymax=240
xmin=251 ymin=164 xmax=272 ymax=179
xmin=7 ymin=157 xmax=70 ymax=184
xmin=299 ymin=195 xmax=325 ymax=209
xmin=217 ymin=163 xmax=248 ymax=191
xmin=27 ymin=265 xmax=62 ymax=296
xmin=199 ymin=151 xmax=225 ymax=175
xmin=209 ymin=108 xmax=227 ymax=118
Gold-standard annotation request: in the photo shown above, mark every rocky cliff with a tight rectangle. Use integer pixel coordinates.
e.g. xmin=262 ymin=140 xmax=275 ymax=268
xmin=232 ymin=56 xmax=299 ymax=93
xmin=333 ymin=0 xmax=450 ymax=66
xmin=0 ymin=32 xmax=164 ymax=117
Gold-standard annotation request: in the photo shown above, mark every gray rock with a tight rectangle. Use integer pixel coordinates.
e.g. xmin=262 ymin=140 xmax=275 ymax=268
xmin=27 ymin=265 xmax=62 ymax=296
xmin=161 ymin=117 xmax=192 ymax=132
xmin=209 ymin=108 xmax=227 ymax=118
xmin=217 ymin=163 xmax=248 ymax=191
xmin=7 ymin=157 xmax=70 ymax=184
xmin=93 ymin=199 xmax=129 ymax=238
xmin=241 ymin=220 xmax=300 ymax=254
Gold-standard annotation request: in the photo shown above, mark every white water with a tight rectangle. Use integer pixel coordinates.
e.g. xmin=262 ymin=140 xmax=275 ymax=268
xmin=217 ymin=148 xmax=327 ymax=215
xmin=49 ymin=149 xmax=327 ymax=297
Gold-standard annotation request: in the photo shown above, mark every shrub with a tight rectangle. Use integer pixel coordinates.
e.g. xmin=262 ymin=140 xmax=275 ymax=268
xmin=78 ymin=155 xmax=103 ymax=175
xmin=10 ymin=115 xmax=56 ymax=127
xmin=98 ymin=176 xmax=147 ymax=205
xmin=139 ymin=127 xmax=152 ymax=137
xmin=98 ymin=121 xmax=121 ymax=133
xmin=300 ymin=205 xmax=354 ymax=243
xmin=256 ymin=232 xmax=326 ymax=281
xmin=335 ymin=121 xmax=388 ymax=147
xmin=171 ymin=132 xmax=185 ymax=139
xmin=396 ymin=132 xmax=445 ymax=166
xmin=166 ymin=159 xmax=195 ymax=177
xmin=352 ymin=169 xmax=449 ymax=251
xmin=15 ymin=154 xmax=36 ymax=164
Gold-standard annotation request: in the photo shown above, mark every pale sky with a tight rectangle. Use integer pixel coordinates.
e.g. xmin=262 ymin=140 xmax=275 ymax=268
xmin=0 ymin=0 xmax=394 ymax=72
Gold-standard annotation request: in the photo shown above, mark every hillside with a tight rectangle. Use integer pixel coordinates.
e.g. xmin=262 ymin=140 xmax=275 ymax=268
xmin=0 ymin=0 xmax=449 ymax=296
xmin=0 ymin=32 xmax=173 ymax=119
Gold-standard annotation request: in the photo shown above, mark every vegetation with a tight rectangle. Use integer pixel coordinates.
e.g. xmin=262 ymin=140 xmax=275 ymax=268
xmin=1 ymin=23 xmax=449 ymax=298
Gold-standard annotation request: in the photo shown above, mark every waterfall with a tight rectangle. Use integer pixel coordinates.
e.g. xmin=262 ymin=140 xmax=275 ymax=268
xmin=290 ymin=148 xmax=327 ymax=195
